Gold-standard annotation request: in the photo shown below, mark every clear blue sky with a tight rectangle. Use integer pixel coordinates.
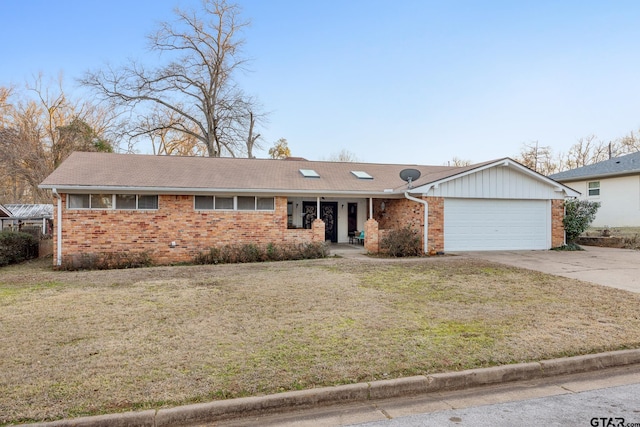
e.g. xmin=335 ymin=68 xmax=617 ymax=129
xmin=2 ymin=0 xmax=640 ymax=165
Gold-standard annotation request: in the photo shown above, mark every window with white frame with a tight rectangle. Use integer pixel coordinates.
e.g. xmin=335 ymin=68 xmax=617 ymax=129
xmin=588 ymin=181 xmax=600 ymax=196
xmin=68 ymin=194 xmax=90 ymax=209
xmin=237 ymin=196 xmax=256 ymax=210
xmin=194 ymin=196 xmax=214 ymax=210
xmin=194 ymin=196 xmax=275 ymax=211
xmin=68 ymin=194 xmax=158 ymax=210
xmin=215 ymin=197 xmax=234 ymax=210
xmin=257 ymin=197 xmax=275 ymax=210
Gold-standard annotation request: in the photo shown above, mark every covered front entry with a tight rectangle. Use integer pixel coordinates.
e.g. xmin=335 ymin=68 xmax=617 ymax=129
xmin=302 ymin=201 xmax=338 ymax=242
xmin=444 ymin=198 xmax=550 ymax=251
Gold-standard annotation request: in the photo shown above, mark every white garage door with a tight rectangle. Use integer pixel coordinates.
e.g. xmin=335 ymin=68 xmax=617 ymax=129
xmin=444 ymin=199 xmax=550 ymax=251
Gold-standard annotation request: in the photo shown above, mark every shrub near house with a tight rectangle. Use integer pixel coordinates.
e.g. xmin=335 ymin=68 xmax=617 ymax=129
xmin=564 ymin=199 xmax=601 ymax=243
xmin=0 ymin=231 xmax=38 ymax=267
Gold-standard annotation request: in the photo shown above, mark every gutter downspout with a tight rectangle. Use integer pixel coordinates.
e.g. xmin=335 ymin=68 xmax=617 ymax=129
xmin=404 ymin=192 xmax=429 ymax=254
xmin=52 ymin=189 xmax=62 ymax=266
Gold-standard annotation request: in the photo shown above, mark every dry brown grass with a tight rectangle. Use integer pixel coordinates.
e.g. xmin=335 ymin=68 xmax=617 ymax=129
xmin=2 ymin=255 xmax=640 ymax=424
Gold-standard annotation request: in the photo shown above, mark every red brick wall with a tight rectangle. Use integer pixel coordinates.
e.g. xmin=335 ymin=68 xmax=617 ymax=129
xmin=373 ymin=198 xmax=422 ymax=230
xmin=551 ymin=199 xmax=565 ymax=247
xmin=373 ymin=198 xmax=424 ymax=251
xmin=55 ymin=194 xmax=322 ymax=266
xmin=425 ymin=196 xmax=444 ymax=252
xmin=370 ymin=197 xmax=447 ymax=254
xmin=364 ymin=218 xmax=379 ymax=253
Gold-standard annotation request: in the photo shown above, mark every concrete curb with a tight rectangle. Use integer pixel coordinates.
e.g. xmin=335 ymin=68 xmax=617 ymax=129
xmin=22 ymin=348 xmax=640 ymax=427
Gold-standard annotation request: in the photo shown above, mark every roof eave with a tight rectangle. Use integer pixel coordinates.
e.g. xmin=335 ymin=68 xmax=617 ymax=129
xmin=0 ymin=204 xmax=12 ymax=217
xmin=552 ymin=170 xmax=640 ymax=183
xmin=38 ymin=184 xmax=407 ymax=198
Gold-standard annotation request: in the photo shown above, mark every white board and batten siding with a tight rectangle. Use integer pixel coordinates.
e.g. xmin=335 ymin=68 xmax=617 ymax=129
xmin=422 ymin=165 xmax=558 ymax=251
xmin=426 ymin=165 xmax=564 ymax=200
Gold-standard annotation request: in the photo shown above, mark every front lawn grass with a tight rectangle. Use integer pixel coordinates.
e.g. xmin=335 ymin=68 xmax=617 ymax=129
xmin=2 ymin=256 xmax=640 ymax=424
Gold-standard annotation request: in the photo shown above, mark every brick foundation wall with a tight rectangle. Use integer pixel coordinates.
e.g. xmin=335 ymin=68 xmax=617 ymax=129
xmin=551 ymin=199 xmax=565 ymax=247
xmin=55 ymin=194 xmax=322 ymax=266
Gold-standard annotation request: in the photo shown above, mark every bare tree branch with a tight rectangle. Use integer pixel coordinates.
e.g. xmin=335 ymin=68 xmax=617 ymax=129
xmin=81 ymin=0 xmax=264 ymax=157
xmin=0 ymin=76 xmax=117 ymax=203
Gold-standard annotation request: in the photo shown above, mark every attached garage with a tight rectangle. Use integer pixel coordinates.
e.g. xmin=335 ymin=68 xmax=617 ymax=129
xmin=408 ymin=159 xmax=580 ymax=252
xmin=444 ymin=198 xmax=550 ymax=251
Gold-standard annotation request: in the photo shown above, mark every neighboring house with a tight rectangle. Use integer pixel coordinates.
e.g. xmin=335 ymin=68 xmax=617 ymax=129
xmin=0 ymin=203 xmax=53 ymax=234
xmin=39 ymin=152 xmax=578 ymax=267
xmin=549 ymin=151 xmax=640 ymax=227
xmin=0 ymin=204 xmax=12 ymax=229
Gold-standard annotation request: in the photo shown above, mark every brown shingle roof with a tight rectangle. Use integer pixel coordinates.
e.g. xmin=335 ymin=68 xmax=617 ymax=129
xmin=40 ymin=152 xmax=498 ymax=195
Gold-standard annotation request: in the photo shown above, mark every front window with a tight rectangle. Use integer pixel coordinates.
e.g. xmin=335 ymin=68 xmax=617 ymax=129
xmin=68 ymin=194 xmax=90 ymax=209
xmin=90 ymin=194 xmax=112 ymax=209
xmin=257 ymin=197 xmax=275 ymax=210
xmin=68 ymin=194 xmax=158 ymax=210
xmin=116 ymin=194 xmax=137 ymax=209
xmin=137 ymin=195 xmax=158 ymax=210
xmin=194 ymin=196 xmax=274 ymax=211
xmin=237 ymin=196 xmax=256 ymax=210
xmin=195 ymin=196 xmax=214 ymax=210
xmin=215 ymin=197 xmax=234 ymax=210
xmin=588 ymin=181 xmax=600 ymax=196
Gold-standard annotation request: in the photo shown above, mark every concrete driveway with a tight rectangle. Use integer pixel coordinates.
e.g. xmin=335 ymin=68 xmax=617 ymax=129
xmin=462 ymin=246 xmax=640 ymax=294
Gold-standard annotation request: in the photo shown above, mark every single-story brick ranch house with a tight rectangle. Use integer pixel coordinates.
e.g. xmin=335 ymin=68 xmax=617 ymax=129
xmin=39 ymin=152 xmax=579 ymax=266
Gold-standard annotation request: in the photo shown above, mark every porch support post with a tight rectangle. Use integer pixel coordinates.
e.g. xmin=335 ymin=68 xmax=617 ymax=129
xmin=316 ymin=197 xmax=320 ymax=219
xmin=369 ymin=197 xmax=373 ymax=219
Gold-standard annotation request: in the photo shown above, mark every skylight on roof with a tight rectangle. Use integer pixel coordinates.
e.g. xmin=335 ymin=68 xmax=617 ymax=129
xmin=299 ymin=169 xmax=320 ymax=178
xmin=351 ymin=170 xmax=373 ymax=179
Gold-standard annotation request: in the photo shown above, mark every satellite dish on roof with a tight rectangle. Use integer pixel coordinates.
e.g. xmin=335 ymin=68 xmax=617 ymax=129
xmin=399 ymin=168 xmax=421 ymax=189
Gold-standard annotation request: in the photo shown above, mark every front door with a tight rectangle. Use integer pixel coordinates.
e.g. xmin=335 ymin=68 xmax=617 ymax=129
xmin=348 ymin=203 xmax=358 ymax=234
xmin=320 ymin=202 xmax=338 ymax=242
xmin=302 ymin=201 xmax=338 ymax=242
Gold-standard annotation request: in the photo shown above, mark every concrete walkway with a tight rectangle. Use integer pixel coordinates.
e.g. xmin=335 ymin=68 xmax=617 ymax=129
xmin=461 ymin=245 xmax=640 ymax=293
xmin=329 ymin=243 xmax=367 ymax=258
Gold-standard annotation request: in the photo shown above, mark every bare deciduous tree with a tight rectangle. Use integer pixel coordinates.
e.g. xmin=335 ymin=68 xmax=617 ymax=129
xmin=515 ymin=141 xmax=559 ymax=175
xmin=0 ymin=75 xmax=115 ymax=203
xmin=562 ymin=134 xmax=609 ymax=170
xmin=326 ymin=149 xmax=359 ymax=162
xmin=515 ymin=130 xmax=640 ymax=178
xmin=81 ymin=0 xmax=264 ymax=158
xmin=135 ymin=107 xmax=206 ymax=156
xmin=617 ymin=131 xmax=640 ymax=155
xmin=448 ymin=157 xmax=472 ymax=167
